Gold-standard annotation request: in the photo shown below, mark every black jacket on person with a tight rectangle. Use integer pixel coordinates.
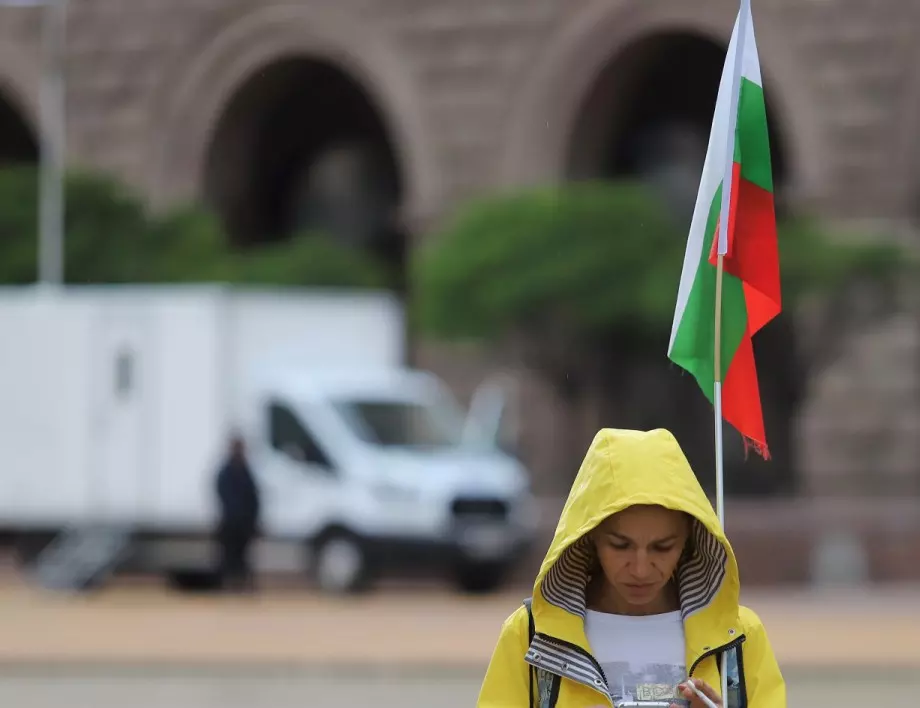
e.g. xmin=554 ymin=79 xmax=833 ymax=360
xmin=216 ymin=456 xmax=260 ymax=536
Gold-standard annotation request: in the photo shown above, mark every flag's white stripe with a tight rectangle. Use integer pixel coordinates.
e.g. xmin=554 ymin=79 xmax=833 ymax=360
xmin=716 ymin=0 xmax=750 ymax=257
xmin=667 ymin=6 xmax=762 ymax=353
xmin=741 ymin=8 xmax=763 ymax=88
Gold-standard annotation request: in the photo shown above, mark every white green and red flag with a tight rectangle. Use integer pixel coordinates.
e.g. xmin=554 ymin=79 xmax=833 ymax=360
xmin=667 ymin=4 xmax=781 ymax=458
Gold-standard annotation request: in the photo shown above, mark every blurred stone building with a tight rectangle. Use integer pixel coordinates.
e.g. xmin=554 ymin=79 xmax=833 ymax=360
xmin=1 ymin=0 xmax=919 ymax=581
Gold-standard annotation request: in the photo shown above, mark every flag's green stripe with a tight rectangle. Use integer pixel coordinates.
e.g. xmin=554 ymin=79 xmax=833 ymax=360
xmin=668 ymin=184 xmax=749 ymax=400
xmin=731 ymin=77 xmax=773 ymax=194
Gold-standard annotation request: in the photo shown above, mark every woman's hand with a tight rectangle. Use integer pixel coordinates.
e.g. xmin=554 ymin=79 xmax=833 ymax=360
xmin=671 ymin=677 xmax=722 ymax=708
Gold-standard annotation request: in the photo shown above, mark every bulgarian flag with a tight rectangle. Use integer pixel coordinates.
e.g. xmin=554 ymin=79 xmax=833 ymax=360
xmin=667 ymin=3 xmax=781 ymax=458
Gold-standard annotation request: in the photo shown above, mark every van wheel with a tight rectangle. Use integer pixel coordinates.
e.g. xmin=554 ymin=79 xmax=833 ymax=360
xmin=312 ymin=531 xmax=371 ymax=594
xmin=454 ymin=560 xmax=509 ymax=594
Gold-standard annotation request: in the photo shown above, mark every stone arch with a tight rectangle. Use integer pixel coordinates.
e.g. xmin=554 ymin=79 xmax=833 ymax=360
xmin=146 ymin=6 xmax=440 ymax=230
xmin=497 ymin=0 xmax=825 ymax=210
xmin=566 ymin=31 xmax=789 ymax=219
xmin=201 ymin=58 xmax=404 ymax=262
xmin=0 ymin=42 xmax=40 ymax=163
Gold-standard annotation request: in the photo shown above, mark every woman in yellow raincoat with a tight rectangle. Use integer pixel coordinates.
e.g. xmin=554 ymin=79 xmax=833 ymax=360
xmin=477 ymin=428 xmax=785 ymax=708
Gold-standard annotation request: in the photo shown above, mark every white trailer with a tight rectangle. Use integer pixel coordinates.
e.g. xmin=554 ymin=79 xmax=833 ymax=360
xmin=0 ymin=286 xmax=536 ymax=593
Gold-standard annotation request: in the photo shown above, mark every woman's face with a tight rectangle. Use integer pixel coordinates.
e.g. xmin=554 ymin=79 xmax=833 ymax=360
xmin=592 ymin=505 xmax=690 ymax=613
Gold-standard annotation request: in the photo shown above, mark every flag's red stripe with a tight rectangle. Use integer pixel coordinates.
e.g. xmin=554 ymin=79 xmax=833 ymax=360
xmin=706 ymin=162 xmax=780 ymax=457
xmin=709 ymin=162 xmax=782 ymax=326
xmin=722 ymin=332 xmax=768 ymax=457
xmin=727 ymin=174 xmax=781 ymax=334
xmin=709 ymin=163 xmax=781 ymax=334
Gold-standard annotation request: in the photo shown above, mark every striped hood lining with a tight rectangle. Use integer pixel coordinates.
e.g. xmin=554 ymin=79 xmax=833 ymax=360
xmin=525 ymin=634 xmax=607 ymax=694
xmin=540 ymin=518 xmax=728 ymax=621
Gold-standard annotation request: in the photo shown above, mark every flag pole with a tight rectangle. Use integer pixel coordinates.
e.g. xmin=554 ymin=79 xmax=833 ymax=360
xmin=713 ymin=257 xmax=726 ymax=526
xmin=716 ymin=0 xmax=751 ymax=525
xmin=714 ymin=0 xmax=751 ymax=702
xmin=713 ymin=253 xmax=729 ymax=708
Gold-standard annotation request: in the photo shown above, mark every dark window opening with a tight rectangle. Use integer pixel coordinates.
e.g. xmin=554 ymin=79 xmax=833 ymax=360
xmin=268 ymin=401 xmax=333 ymax=471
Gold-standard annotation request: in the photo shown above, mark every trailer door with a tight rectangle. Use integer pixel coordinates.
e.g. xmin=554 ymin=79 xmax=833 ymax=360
xmin=91 ymin=306 xmax=151 ymax=523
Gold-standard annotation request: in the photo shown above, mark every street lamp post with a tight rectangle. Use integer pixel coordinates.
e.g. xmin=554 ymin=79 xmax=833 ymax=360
xmin=2 ymin=0 xmax=67 ymax=287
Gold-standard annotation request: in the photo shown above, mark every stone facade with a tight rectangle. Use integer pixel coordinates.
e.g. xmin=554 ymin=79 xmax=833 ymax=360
xmin=0 ymin=0 xmax=913 ymax=221
xmin=1 ymin=0 xmax=919 ymax=499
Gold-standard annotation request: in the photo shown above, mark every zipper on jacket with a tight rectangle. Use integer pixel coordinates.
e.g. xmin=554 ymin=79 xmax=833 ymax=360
xmin=688 ymin=635 xmax=747 ymax=677
xmin=535 ymin=632 xmax=611 ymax=695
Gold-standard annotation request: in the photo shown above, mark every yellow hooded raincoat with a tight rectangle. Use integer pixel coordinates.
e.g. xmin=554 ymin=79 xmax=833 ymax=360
xmin=478 ymin=428 xmax=786 ymax=708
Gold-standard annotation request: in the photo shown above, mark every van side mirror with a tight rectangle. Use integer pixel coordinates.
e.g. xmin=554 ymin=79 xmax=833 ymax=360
xmin=463 ymin=374 xmax=516 ymax=450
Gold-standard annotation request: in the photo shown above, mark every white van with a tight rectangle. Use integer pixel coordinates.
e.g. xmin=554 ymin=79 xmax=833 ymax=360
xmin=239 ymin=367 xmax=534 ymax=592
xmin=0 ymin=286 xmax=536 ymax=593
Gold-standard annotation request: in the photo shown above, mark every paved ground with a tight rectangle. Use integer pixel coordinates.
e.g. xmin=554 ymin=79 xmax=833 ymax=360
xmin=0 ymin=666 xmax=917 ymax=707
xmin=0 ymin=576 xmax=917 ymax=669
xmin=0 ymin=575 xmax=917 ymax=707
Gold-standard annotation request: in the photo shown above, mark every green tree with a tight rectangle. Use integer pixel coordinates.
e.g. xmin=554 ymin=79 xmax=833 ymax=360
xmin=227 ymin=232 xmax=395 ymax=289
xmin=0 ymin=166 xmax=226 ymax=283
xmin=0 ymin=165 xmax=395 ymax=289
xmin=414 ymin=180 xmax=909 ymax=495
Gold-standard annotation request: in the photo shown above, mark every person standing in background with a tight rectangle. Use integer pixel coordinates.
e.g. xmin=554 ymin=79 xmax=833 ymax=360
xmin=215 ymin=434 xmax=261 ymax=592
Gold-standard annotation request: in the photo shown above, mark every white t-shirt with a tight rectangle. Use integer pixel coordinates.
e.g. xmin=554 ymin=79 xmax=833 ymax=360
xmin=585 ymin=609 xmax=690 ymax=706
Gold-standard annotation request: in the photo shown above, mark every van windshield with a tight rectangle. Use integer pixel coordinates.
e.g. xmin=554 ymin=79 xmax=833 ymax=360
xmin=334 ymin=399 xmax=465 ymax=449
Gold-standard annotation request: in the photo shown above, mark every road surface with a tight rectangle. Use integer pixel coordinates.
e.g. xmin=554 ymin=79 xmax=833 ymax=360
xmin=0 ymin=576 xmax=917 ymax=706
xmin=1 ymin=582 xmax=917 ymax=668
xmin=0 ymin=666 xmax=916 ymax=707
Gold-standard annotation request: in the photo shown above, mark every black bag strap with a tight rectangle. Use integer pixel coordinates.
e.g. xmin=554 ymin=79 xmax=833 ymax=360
xmin=523 ymin=598 xmax=535 ymax=707
xmin=524 ymin=597 xmax=535 ymax=640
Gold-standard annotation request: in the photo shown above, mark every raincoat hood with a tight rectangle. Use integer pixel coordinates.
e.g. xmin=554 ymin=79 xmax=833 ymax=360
xmin=531 ymin=428 xmax=741 ymax=659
